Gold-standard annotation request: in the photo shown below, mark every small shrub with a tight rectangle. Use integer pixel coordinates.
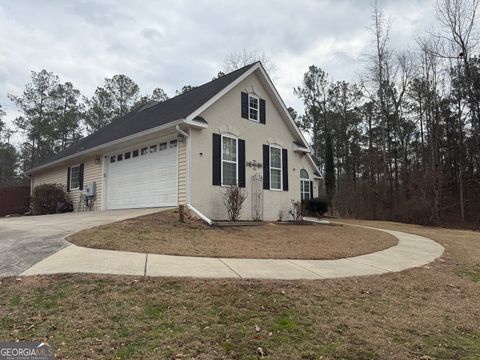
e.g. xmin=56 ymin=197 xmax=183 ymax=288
xmin=288 ymin=199 xmax=303 ymax=222
xmin=223 ymin=186 xmax=247 ymax=221
xmin=303 ymin=196 xmax=330 ymax=216
xmin=31 ymin=183 xmax=68 ymax=215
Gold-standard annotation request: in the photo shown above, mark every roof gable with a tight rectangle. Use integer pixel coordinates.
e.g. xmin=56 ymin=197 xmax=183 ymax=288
xmin=187 ymin=63 xmax=310 ymax=149
xmin=30 ymin=63 xmax=257 ymax=171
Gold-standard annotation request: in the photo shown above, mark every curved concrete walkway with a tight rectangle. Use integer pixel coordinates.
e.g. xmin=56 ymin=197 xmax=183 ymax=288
xmin=21 ymin=222 xmax=444 ymax=280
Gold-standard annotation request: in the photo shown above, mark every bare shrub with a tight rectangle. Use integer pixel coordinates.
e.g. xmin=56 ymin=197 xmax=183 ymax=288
xmin=288 ymin=199 xmax=303 ymax=223
xmin=223 ymin=186 xmax=247 ymax=221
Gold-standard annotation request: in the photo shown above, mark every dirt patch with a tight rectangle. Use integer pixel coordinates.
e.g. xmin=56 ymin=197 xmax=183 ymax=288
xmin=68 ymin=209 xmax=397 ymax=259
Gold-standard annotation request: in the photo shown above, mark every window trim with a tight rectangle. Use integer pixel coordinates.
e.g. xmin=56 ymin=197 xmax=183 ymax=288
xmin=300 ymin=168 xmax=310 ymax=201
xmin=300 ymin=181 xmax=310 ymax=201
xmin=248 ymin=94 xmax=260 ymax=122
xmin=269 ymin=145 xmax=283 ymax=191
xmin=69 ymin=164 xmax=81 ymax=191
xmin=221 ymin=134 xmax=238 ymax=186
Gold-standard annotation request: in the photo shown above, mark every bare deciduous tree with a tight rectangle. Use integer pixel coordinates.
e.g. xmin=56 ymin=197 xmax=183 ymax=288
xmin=223 ymin=49 xmax=276 ymax=74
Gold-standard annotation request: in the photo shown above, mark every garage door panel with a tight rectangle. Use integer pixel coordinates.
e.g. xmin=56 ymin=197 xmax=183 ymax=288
xmin=105 ymin=142 xmax=178 ymax=209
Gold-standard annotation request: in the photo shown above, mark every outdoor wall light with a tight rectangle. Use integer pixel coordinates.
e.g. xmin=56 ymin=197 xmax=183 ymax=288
xmin=94 ymin=155 xmax=101 ymax=165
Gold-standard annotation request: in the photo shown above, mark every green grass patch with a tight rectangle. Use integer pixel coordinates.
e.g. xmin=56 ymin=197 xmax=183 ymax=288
xmin=421 ymin=331 xmax=480 ymax=360
xmin=222 ymin=341 xmax=235 ymax=352
xmin=273 ymin=315 xmax=297 ymax=331
xmin=9 ymin=294 xmax=21 ymax=307
xmin=456 ymin=265 xmax=480 ymax=282
xmin=143 ymin=303 xmax=164 ymax=319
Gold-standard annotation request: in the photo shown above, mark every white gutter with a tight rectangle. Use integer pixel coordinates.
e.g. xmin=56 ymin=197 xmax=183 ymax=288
xmin=187 ymin=204 xmax=213 ymax=226
xmin=176 ymin=125 xmax=189 ymax=138
xmin=27 ymin=119 xmax=184 ymax=174
xmin=178 ymin=125 xmax=207 ymax=224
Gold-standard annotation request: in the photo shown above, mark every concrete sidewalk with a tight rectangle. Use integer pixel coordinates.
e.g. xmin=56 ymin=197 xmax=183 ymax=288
xmin=21 ymin=225 xmax=444 ymax=280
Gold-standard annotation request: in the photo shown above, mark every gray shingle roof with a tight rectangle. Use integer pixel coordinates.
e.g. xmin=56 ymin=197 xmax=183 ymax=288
xmin=32 ymin=62 xmax=257 ymax=170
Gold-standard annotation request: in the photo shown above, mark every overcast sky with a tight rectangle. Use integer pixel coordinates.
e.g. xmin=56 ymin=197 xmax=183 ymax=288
xmin=0 ymin=0 xmax=437 ymax=144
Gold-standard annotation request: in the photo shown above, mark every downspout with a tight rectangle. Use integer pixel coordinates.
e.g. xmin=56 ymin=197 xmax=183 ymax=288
xmin=176 ymin=124 xmax=190 ymax=208
xmin=176 ymin=124 xmax=213 ymax=226
xmin=187 ymin=204 xmax=213 ymax=226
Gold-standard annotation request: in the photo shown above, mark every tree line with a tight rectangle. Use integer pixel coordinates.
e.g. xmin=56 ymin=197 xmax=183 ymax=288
xmin=0 ymin=49 xmax=273 ymax=186
xmin=0 ymin=72 xmax=188 ymax=182
xmin=295 ymin=0 xmax=480 ymax=227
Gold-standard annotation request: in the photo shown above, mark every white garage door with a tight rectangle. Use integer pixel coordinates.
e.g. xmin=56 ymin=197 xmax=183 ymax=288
xmin=105 ymin=139 xmax=178 ymax=209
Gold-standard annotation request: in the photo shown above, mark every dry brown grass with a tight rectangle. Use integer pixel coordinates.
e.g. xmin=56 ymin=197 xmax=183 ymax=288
xmin=68 ymin=209 xmax=397 ymax=259
xmin=1 ymin=220 xmax=479 ymax=359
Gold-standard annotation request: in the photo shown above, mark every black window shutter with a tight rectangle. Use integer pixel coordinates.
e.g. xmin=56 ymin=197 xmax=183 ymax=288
xmin=259 ymin=99 xmax=266 ymax=124
xmin=66 ymin=167 xmax=71 ymax=192
xmin=241 ymin=92 xmax=248 ymax=119
xmin=212 ymin=134 xmax=221 ymax=186
xmin=310 ymin=181 xmax=314 ymax=199
xmin=263 ymin=145 xmax=270 ymax=190
xmin=79 ymin=163 xmax=84 ymax=190
xmin=282 ymin=149 xmax=288 ymax=191
xmin=238 ymin=139 xmax=246 ymax=188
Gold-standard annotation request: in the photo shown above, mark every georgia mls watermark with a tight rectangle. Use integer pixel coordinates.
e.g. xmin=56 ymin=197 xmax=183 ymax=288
xmin=0 ymin=341 xmax=54 ymax=360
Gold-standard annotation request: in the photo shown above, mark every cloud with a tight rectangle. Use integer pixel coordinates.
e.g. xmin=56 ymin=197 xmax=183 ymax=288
xmin=0 ymin=0 xmax=438 ymax=144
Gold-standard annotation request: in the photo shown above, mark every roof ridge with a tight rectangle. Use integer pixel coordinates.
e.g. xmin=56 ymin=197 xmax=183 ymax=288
xmin=66 ymin=63 xmax=257 ymax=150
xmin=142 ymin=61 xmax=258 ymax=113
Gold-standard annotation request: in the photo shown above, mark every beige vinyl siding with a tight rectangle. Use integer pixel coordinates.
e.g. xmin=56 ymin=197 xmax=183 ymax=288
xmin=32 ymin=156 xmax=103 ymax=211
xmin=178 ymin=139 xmax=187 ymax=205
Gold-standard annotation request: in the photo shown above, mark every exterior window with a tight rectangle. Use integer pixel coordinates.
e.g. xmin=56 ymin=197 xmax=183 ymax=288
xmin=125 ymin=152 xmax=131 ymax=160
xmin=300 ymin=169 xmax=310 ymax=201
xmin=110 ymin=156 xmax=115 ymax=163
xmin=132 ymin=150 xmax=139 ymax=157
xmin=159 ymin=142 xmax=167 ymax=150
xmin=70 ymin=165 xmax=81 ymax=190
xmin=169 ymin=139 xmax=177 ymax=148
xmin=150 ymin=145 xmax=157 ymax=153
xmin=117 ymin=154 xmax=123 ymax=161
xmin=141 ymin=147 xmax=148 ymax=155
xmin=248 ymin=95 xmax=259 ymax=121
xmin=222 ymin=135 xmax=237 ymax=186
xmin=270 ymin=146 xmax=282 ymax=190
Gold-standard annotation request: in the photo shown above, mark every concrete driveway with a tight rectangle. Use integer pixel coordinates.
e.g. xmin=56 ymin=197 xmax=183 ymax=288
xmin=0 ymin=208 xmax=163 ymax=277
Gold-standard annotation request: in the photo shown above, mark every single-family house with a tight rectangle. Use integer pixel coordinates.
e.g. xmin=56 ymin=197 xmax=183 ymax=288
xmin=27 ymin=62 xmax=321 ymax=221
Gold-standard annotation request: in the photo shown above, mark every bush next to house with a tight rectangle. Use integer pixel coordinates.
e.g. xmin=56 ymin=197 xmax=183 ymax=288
xmin=303 ymin=196 xmax=330 ymax=217
xmin=31 ymin=183 xmax=71 ymax=215
xmin=223 ymin=186 xmax=247 ymax=221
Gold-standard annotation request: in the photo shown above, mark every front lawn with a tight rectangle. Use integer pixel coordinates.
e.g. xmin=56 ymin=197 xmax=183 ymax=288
xmin=68 ymin=209 xmax=397 ymax=259
xmin=1 ymin=220 xmax=480 ymax=359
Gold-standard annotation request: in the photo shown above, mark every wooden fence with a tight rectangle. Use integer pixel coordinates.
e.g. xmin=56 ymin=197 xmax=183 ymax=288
xmin=0 ymin=185 xmax=31 ymax=217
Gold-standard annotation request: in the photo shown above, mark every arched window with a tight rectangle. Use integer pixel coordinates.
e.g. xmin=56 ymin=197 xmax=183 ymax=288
xmin=300 ymin=169 xmax=311 ymax=201
xmin=300 ymin=169 xmax=309 ymax=179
